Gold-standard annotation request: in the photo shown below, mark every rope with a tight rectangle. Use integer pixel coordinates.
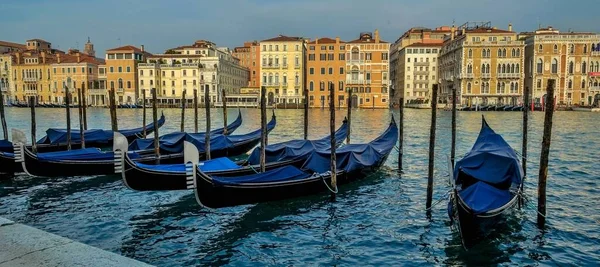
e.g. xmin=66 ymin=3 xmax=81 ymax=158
xmin=248 ymin=164 xmax=259 ymax=174
xmin=320 ymin=173 xmax=338 ymax=194
xmin=425 ymin=190 xmax=451 ymax=211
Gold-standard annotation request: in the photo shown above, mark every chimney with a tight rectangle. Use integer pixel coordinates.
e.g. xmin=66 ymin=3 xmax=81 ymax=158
xmin=16 ymin=53 xmax=21 ymax=64
xmin=508 ymin=23 xmax=513 ymax=32
xmin=315 ymin=38 xmax=319 ymax=44
xmin=41 ymin=52 xmax=46 ymax=64
xmin=451 ymin=26 xmax=456 ymax=40
xmin=141 ymin=45 xmax=145 ymax=52
xmin=57 ymin=53 xmax=61 ymax=64
xmin=375 ymin=29 xmax=380 ymax=43
xmin=335 ymin=36 xmax=340 ymax=43
xmin=76 ymin=52 xmax=81 ymax=63
xmin=462 ymin=28 xmax=466 ymax=35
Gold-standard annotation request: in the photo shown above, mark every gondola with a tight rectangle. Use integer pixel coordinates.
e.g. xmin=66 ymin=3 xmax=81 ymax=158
xmin=128 ymin=110 xmax=243 ymax=151
xmin=190 ymin=118 xmax=397 ymax=209
xmin=448 ymin=116 xmax=524 ymax=249
xmin=13 ymin=113 xmax=267 ymax=177
xmin=117 ymin=119 xmax=349 ymax=191
xmin=503 ymin=105 xmax=514 ymax=111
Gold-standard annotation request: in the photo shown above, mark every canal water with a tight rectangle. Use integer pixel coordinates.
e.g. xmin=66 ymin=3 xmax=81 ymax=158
xmin=0 ymin=107 xmax=598 ymax=266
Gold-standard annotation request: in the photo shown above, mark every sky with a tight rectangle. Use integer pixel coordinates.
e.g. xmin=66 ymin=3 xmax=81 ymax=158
xmin=1 ymin=0 xmax=598 ymax=57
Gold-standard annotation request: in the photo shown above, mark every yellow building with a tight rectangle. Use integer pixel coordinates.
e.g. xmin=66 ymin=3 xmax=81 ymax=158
xmin=345 ymin=30 xmax=390 ymax=108
xmin=259 ymin=35 xmax=305 ymax=106
xmin=439 ymin=22 xmax=525 ymax=106
xmin=523 ymin=27 xmax=600 ymax=106
xmin=105 ymin=45 xmax=150 ymax=104
xmin=50 ymin=49 xmax=104 ymax=104
xmin=11 ymin=39 xmax=57 ymax=104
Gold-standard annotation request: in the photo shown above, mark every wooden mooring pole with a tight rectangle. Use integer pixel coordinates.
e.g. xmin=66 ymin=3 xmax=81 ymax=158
xmin=82 ymin=87 xmax=88 ymax=130
xmin=78 ymin=89 xmax=85 ymax=149
xmin=29 ymin=96 xmax=37 ymax=153
xmin=109 ymin=88 xmax=118 ymax=131
xmin=193 ymin=89 xmax=198 ymax=133
xmin=260 ymin=86 xmax=267 ymax=172
xmin=65 ymin=87 xmax=72 ymax=151
xmin=520 ymin=86 xmax=530 ymax=208
xmin=346 ymin=88 xmax=352 ymax=144
xmin=142 ymin=90 xmax=147 ymax=138
xmin=222 ymin=89 xmax=228 ymax=135
xmin=426 ymin=84 xmax=438 ymax=210
xmin=303 ymin=85 xmax=308 ymax=140
xmin=151 ymin=88 xmax=160 ymax=159
xmin=0 ymin=91 xmax=8 ymax=140
xmin=204 ymin=85 xmax=211 ymax=160
xmin=537 ymin=79 xmax=555 ymax=228
xmin=398 ymin=97 xmax=404 ymax=171
xmin=329 ymin=82 xmax=337 ymax=198
xmin=451 ymin=87 xmax=457 ymax=166
xmin=180 ymin=89 xmax=186 ymax=132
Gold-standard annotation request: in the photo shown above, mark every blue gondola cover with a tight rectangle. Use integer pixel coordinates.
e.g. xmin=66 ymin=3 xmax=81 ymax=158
xmin=135 ymin=157 xmax=241 ymax=173
xmin=211 ymin=165 xmax=311 ymax=186
xmin=0 ymin=139 xmax=12 ymax=153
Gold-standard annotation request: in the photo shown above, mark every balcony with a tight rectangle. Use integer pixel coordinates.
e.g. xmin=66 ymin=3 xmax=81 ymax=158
xmin=23 ymin=77 xmax=39 ymax=82
xmin=414 ymin=70 xmax=429 ymax=75
xmin=347 ymin=59 xmax=364 ymax=65
xmin=414 ymin=62 xmax=430 ymax=66
xmin=461 ymin=73 xmax=474 ymax=79
xmin=294 ymin=64 xmax=301 ymax=69
xmin=414 ymin=80 xmax=429 ymax=84
xmin=589 ymin=86 xmax=600 ymax=92
xmin=25 ymin=90 xmax=37 ymax=95
xmin=138 ymin=63 xmax=158 ymax=67
xmin=481 ymin=73 xmax=491 ymax=79
xmin=262 ymin=63 xmax=280 ymax=69
xmin=0 ymin=86 xmax=7 ymax=92
xmin=116 ymin=88 xmax=124 ymax=93
xmin=498 ymin=73 xmax=520 ymax=79
xmin=181 ymin=63 xmax=198 ymax=67
xmin=346 ymin=79 xmax=372 ymax=85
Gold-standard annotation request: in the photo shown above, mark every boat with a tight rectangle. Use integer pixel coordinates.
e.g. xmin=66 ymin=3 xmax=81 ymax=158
xmin=189 ymin=118 xmax=397 ymax=209
xmin=448 ymin=116 xmax=524 ymax=249
xmin=128 ymin=110 xmax=242 ymax=150
xmin=0 ymin=139 xmax=22 ymax=175
xmin=572 ymin=107 xmax=600 ymax=112
xmin=116 ymin=119 xmax=349 ymax=191
xmin=12 ymin=112 xmax=267 ymax=177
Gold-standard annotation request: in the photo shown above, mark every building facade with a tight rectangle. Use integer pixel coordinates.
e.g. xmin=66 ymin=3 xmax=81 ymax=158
xmin=105 ymin=45 xmax=149 ymax=104
xmin=345 ymin=30 xmax=390 ymax=108
xmin=0 ymin=40 xmax=25 ymax=54
xmin=523 ymin=27 xmax=600 ymax=106
xmin=0 ymin=54 xmax=14 ymax=105
xmin=390 ymin=26 xmax=450 ymax=105
xmin=439 ymin=22 xmax=525 ymax=106
xmin=11 ymin=39 xmax=58 ymax=104
xmin=137 ymin=40 xmax=248 ymax=106
xmin=233 ymin=41 xmax=260 ymax=88
xmin=259 ymin=35 xmax=305 ymax=106
xmin=394 ymin=43 xmax=442 ymax=106
xmin=49 ymin=49 xmax=104 ymax=104
xmin=306 ymin=37 xmax=347 ymax=108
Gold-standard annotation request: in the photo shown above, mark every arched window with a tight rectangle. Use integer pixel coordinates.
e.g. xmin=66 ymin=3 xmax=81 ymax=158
xmin=268 ymin=73 xmax=273 ymax=84
xmin=569 ymin=61 xmax=574 ymax=74
xmin=262 ymin=56 xmax=267 ymax=66
xmin=537 ymin=59 xmax=543 ymax=73
xmin=502 ymin=48 xmax=507 ymax=57
xmin=569 ymin=44 xmax=575 ymax=54
xmin=487 ymin=49 xmax=491 ymax=58
xmin=502 ymin=64 xmax=506 ymax=73
xmin=467 ymin=82 xmax=472 ymax=93
xmin=481 ymin=49 xmax=485 ymax=58
xmin=511 ymin=64 xmax=515 ymax=73
xmin=274 ymin=73 xmax=279 ymax=84
xmin=118 ymin=78 xmax=123 ymax=88
xmin=268 ymin=56 xmax=273 ymax=66
xmin=283 ymin=56 xmax=287 ymax=66
xmin=469 ymin=49 xmax=473 ymax=58
xmin=351 ymin=47 xmax=359 ymax=60
xmin=511 ymin=49 xmax=516 ymax=57
xmin=582 ymin=62 xmax=587 ymax=73
xmin=516 ymin=63 xmax=520 ymax=73
xmin=538 ymin=44 xmax=543 ymax=53
xmin=553 ymin=44 xmax=558 ymax=52
xmin=274 ymin=56 xmax=279 ymax=65
xmin=515 ymin=82 xmax=519 ymax=93
xmin=552 ymin=59 xmax=558 ymax=74
xmin=309 ymin=81 xmax=314 ymax=91
xmin=584 ymin=44 xmax=588 ymax=54
xmin=467 ymin=64 xmax=472 ymax=73
xmin=351 ymin=66 xmax=359 ymax=80
xmin=582 ymin=80 xmax=586 ymax=89
xmin=497 ymin=49 xmax=502 ymax=57
xmin=516 ymin=49 xmax=521 ymax=57
xmin=568 ymin=79 xmax=573 ymax=89
xmin=262 ymin=74 xmax=267 ymax=83
xmin=481 ymin=63 xmax=485 ymax=73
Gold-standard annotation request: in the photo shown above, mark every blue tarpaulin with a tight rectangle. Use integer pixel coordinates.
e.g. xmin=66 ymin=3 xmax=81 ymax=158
xmin=211 ymin=165 xmax=311 ymax=186
xmin=246 ymin=120 xmax=349 ymax=165
xmin=129 ymin=114 xmax=275 ymax=154
xmin=0 ymin=140 xmax=12 ymax=153
xmin=301 ymin=119 xmax=398 ymax=173
xmin=36 ymin=114 xmax=166 ymax=145
xmin=36 ymin=148 xmax=111 ymax=162
xmin=454 ymin=117 xmax=523 ymax=214
xmin=135 ymin=157 xmax=241 ymax=173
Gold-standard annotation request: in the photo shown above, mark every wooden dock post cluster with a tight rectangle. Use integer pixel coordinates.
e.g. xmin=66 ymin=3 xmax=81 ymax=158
xmin=304 ymin=84 xmax=309 ymax=140
xmin=109 ymin=89 xmax=118 ymax=131
xmin=180 ymin=89 xmax=186 ymax=132
xmin=426 ymin=84 xmax=438 ymax=210
xmin=520 ymin=86 xmax=530 ymax=208
xmin=0 ymin=90 xmax=8 ymax=140
xmin=194 ymin=89 xmax=199 ymax=133
xmin=222 ymin=89 xmax=228 ymax=135
xmin=329 ymin=82 xmax=337 ymax=198
xmin=151 ymin=88 xmax=160 ymax=159
xmin=65 ymin=87 xmax=72 ymax=151
xmin=398 ymin=97 xmax=404 ymax=171
xmin=29 ymin=96 xmax=37 ymax=153
xmin=538 ymin=79 xmax=556 ymax=228
xmin=142 ymin=90 xmax=147 ymax=138
xmin=78 ymin=89 xmax=85 ymax=149
xmin=451 ymin=87 xmax=457 ymax=166
xmin=346 ymin=88 xmax=352 ymax=144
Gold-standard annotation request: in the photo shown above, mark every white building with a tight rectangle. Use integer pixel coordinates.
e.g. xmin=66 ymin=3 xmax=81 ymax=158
xmin=395 ymin=43 xmax=441 ymax=106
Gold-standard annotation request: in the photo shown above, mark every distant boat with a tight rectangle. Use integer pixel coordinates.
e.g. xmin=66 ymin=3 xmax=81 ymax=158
xmin=448 ymin=116 xmax=524 ymax=249
xmin=572 ymin=107 xmax=600 ymax=112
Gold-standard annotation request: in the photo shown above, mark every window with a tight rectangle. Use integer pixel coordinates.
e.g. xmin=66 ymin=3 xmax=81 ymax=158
xmin=321 ymin=45 xmax=326 ymax=50
xmin=537 ymin=59 xmax=543 ymax=74
xmin=308 ymin=54 xmax=315 ymax=61
xmin=309 ymin=68 xmax=314 ymax=74
xmin=538 ymin=44 xmax=543 ymax=53
xmin=467 ymin=82 xmax=472 ymax=94
xmin=309 ymin=46 xmax=315 ymax=51
xmin=569 ymin=44 xmax=575 ymax=54
xmin=553 ymin=44 xmax=558 ymax=53
xmin=328 ymin=68 xmax=333 ymax=75
xmin=365 ymin=53 xmax=372 ymax=60
xmin=183 ymin=80 xmax=187 ymax=85
xmin=569 ymin=61 xmax=574 ymax=74
xmin=320 ymin=54 xmax=326 ymax=61
xmin=126 ymin=66 xmax=131 ymax=72
xmin=339 ymin=53 xmax=345 ymax=60
xmin=497 ymin=49 xmax=502 ymax=57
xmin=183 ymin=70 xmax=187 ymax=76
xmin=320 ymin=81 xmax=325 ymax=91
xmin=584 ymin=44 xmax=588 ymax=54
xmin=366 ymin=72 xmax=371 ymax=80
xmin=275 ymin=45 xmax=279 ymax=51
xmin=551 ymin=58 xmax=558 ymax=74
xmin=328 ymin=54 xmax=334 ymax=61
xmin=118 ymin=78 xmax=123 ymax=88
xmin=171 ymin=71 xmax=175 ymax=77
xmin=582 ymin=62 xmax=587 ymax=73
xmin=568 ymin=79 xmax=573 ymax=89
xmin=582 ymin=80 xmax=586 ymax=88
xmin=295 ymin=45 xmax=299 ymax=51
xmin=321 ymin=68 xmax=325 ymax=74
xmin=407 ymin=58 xmax=411 ymax=63
xmin=171 ymin=81 xmax=175 ymax=86
xmin=309 ymin=81 xmax=314 ymax=91
xmin=537 ymin=79 xmax=542 ymax=89
xmin=283 ymin=45 xmax=287 ymax=51
xmin=118 ymin=66 xmax=122 ymax=73
xmin=339 ymin=81 xmax=344 ymax=91
xmin=340 ymin=67 xmax=344 ymax=74
xmin=382 ymin=52 xmax=388 ymax=60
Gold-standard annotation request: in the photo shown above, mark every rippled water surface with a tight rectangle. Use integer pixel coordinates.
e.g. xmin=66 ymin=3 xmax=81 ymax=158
xmin=0 ymin=107 xmax=599 ymax=266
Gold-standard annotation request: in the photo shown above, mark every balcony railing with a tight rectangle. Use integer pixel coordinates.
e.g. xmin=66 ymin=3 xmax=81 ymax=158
xmin=589 ymin=86 xmax=600 ymax=91
xmin=0 ymin=86 xmax=7 ymax=92
xmin=117 ymin=88 xmax=124 ymax=93
xmin=414 ymin=62 xmax=430 ymax=66
xmin=462 ymin=73 xmax=474 ymax=79
xmin=414 ymin=80 xmax=429 ymax=84
xmin=414 ymin=70 xmax=429 ymax=75
xmin=23 ymin=77 xmax=39 ymax=82
xmin=262 ymin=63 xmax=280 ymax=68
xmin=498 ymin=73 xmax=520 ymax=79
xmin=138 ymin=63 xmax=158 ymax=67
xmin=346 ymin=79 xmax=372 ymax=85
xmin=481 ymin=73 xmax=491 ymax=79
xmin=294 ymin=64 xmax=301 ymax=68
xmin=347 ymin=59 xmax=364 ymax=64
xmin=25 ymin=90 xmax=37 ymax=95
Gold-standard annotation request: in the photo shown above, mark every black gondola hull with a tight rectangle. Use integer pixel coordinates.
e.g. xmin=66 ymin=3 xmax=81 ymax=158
xmin=21 ymin=147 xmax=114 ymax=177
xmin=0 ymin=153 xmax=22 ymax=174
xmin=121 ymin=153 xmax=307 ymax=191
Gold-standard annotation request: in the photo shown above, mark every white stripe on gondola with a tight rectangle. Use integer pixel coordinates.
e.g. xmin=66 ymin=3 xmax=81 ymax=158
xmin=13 ymin=144 xmax=23 ymax=163
xmin=185 ymin=162 xmax=195 ymax=189
xmin=114 ymin=151 xmax=123 ymax=173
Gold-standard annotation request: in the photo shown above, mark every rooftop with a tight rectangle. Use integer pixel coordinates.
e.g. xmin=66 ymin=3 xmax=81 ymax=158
xmin=405 ymin=42 xmax=443 ymax=48
xmin=307 ymin=37 xmax=344 ymax=44
xmin=0 ymin=40 xmax=25 ymax=49
xmin=261 ymin=35 xmax=304 ymax=42
xmin=106 ymin=45 xmax=144 ymax=53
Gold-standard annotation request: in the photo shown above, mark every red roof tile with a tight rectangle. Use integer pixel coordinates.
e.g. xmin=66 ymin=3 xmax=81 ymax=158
xmin=106 ymin=45 xmax=144 ymax=53
xmin=0 ymin=40 xmax=25 ymax=49
xmin=261 ymin=35 xmax=303 ymax=42
xmin=308 ymin=37 xmax=345 ymax=44
xmin=405 ymin=42 xmax=443 ymax=48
